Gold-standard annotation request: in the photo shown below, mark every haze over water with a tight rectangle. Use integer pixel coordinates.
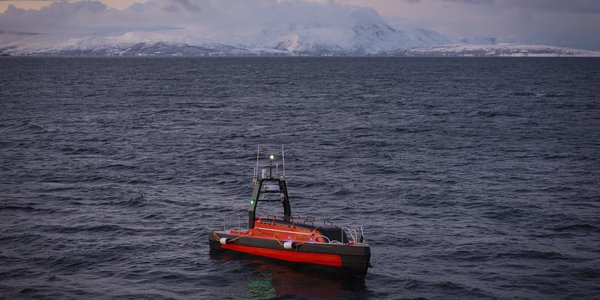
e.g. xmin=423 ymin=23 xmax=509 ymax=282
xmin=1 ymin=57 xmax=599 ymax=299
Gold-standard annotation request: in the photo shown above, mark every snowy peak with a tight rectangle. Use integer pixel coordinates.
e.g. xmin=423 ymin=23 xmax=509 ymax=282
xmin=0 ymin=3 xmax=452 ymax=56
xmin=351 ymin=8 xmax=409 ymax=53
xmin=351 ymin=7 xmax=397 ymax=38
xmin=252 ymin=7 xmax=441 ymax=55
xmin=1 ymin=1 xmax=598 ymax=57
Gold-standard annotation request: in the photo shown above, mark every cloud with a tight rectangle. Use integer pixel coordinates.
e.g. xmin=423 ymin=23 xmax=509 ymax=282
xmin=507 ymin=0 xmax=600 ymax=14
xmin=0 ymin=0 xmax=394 ymax=50
xmin=0 ymin=0 xmax=212 ymax=35
xmin=352 ymin=0 xmax=600 ymax=49
xmin=430 ymin=0 xmax=600 ymax=13
xmin=1 ymin=1 xmax=111 ymax=33
xmin=168 ymin=0 xmax=202 ymax=12
xmin=0 ymin=0 xmax=599 ymax=50
xmin=0 ymin=0 xmax=358 ymax=34
xmin=440 ymin=0 xmax=493 ymax=4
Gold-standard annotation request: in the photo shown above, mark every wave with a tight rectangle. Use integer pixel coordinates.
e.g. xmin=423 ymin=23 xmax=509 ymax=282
xmin=496 ymin=250 xmax=567 ymax=260
xmin=553 ymin=223 xmax=599 ymax=232
xmin=38 ymin=224 xmax=139 ymax=234
xmin=105 ymin=193 xmax=146 ymax=207
xmin=0 ymin=204 xmax=55 ymax=213
xmin=510 ymin=91 xmax=537 ymax=96
xmin=0 ymin=120 xmax=47 ymax=134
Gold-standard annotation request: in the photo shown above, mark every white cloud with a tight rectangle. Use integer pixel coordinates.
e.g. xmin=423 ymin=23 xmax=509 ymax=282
xmin=2 ymin=0 xmax=441 ymax=54
xmin=344 ymin=0 xmax=600 ymax=49
xmin=0 ymin=0 xmax=599 ymax=50
xmin=0 ymin=0 xmax=357 ymax=34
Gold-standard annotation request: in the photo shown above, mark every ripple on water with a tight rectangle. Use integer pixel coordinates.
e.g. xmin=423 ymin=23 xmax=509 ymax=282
xmin=1 ymin=57 xmax=599 ymax=299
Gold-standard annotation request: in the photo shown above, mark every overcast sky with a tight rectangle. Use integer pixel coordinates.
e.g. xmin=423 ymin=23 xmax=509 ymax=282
xmin=1 ymin=0 xmax=599 ymax=50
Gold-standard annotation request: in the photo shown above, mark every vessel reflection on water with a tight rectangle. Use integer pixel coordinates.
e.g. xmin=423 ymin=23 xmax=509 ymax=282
xmin=209 ymin=146 xmax=371 ymax=276
xmin=210 ymin=252 xmax=368 ymax=299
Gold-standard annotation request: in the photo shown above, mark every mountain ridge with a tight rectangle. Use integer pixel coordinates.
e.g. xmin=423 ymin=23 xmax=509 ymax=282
xmin=1 ymin=6 xmax=598 ymax=57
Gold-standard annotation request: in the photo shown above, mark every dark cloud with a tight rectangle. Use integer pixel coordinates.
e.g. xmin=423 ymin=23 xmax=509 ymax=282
xmin=0 ymin=0 xmax=211 ymax=34
xmin=436 ymin=0 xmax=600 ymax=13
xmin=440 ymin=0 xmax=494 ymax=4
xmin=1 ymin=0 xmax=599 ymax=50
xmin=383 ymin=0 xmax=600 ymax=49
xmin=0 ymin=0 xmax=380 ymax=46
xmin=505 ymin=0 xmax=600 ymax=14
xmin=163 ymin=0 xmax=202 ymax=12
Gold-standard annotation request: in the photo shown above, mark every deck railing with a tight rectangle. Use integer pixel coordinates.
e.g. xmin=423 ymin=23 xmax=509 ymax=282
xmin=212 ymin=212 xmax=366 ymax=244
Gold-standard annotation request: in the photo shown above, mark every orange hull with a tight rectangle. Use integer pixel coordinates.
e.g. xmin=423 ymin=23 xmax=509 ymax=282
xmin=221 ymin=243 xmax=343 ymax=267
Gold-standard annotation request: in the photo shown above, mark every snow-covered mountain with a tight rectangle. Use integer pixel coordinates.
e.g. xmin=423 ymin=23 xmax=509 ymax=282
xmin=0 ymin=4 xmax=450 ymax=55
xmin=386 ymin=44 xmax=600 ymax=57
xmin=0 ymin=6 xmax=450 ymax=57
xmin=0 ymin=4 xmax=598 ymax=57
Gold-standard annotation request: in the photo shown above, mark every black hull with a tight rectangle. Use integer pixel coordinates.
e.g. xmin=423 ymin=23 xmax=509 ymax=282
xmin=209 ymin=231 xmax=370 ymax=276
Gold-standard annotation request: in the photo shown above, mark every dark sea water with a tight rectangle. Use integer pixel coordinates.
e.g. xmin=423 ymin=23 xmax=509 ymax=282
xmin=1 ymin=57 xmax=600 ymax=299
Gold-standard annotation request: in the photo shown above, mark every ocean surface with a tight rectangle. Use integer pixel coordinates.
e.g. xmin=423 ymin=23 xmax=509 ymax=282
xmin=1 ymin=57 xmax=599 ymax=299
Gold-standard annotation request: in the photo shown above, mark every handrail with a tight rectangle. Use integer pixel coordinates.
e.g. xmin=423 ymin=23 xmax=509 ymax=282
xmin=342 ymin=226 xmax=355 ymax=242
xmin=314 ymin=235 xmax=331 ymax=244
xmin=360 ymin=226 xmax=365 ymax=243
xmin=214 ymin=212 xmax=366 ymax=244
xmin=304 ymin=216 xmax=315 ymax=226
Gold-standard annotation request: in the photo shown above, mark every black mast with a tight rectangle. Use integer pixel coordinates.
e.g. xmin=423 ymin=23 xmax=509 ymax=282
xmin=248 ymin=150 xmax=291 ymax=229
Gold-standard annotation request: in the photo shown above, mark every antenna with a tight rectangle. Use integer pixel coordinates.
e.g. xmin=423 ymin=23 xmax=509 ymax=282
xmin=281 ymin=145 xmax=285 ymax=179
xmin=254 ymin=144 xmax=260 ymax=183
